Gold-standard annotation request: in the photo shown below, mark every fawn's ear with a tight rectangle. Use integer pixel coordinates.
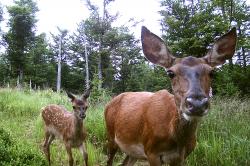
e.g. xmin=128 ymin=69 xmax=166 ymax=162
xmin=141 ymin=26 xmax=175 ymax=68
xmin=82 ymin=89 xmax=91 ymax=100
xmin=203 ymin=27 xmax=237 ymax=67
xmin=67 ymin=92 xmax=75 ymax=102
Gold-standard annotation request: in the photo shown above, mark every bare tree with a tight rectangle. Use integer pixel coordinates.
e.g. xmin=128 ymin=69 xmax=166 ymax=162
xmin=54 ymin=27 xmax=68 ymax=93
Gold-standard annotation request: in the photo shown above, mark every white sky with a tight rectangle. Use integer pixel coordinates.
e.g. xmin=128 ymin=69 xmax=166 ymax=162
xmin=1 ymin=0 xmax=250 ymax=40
xmin=1 ymin=0 xmax=163 ymax=39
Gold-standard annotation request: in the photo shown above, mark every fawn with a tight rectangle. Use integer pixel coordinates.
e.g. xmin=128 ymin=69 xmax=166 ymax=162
xmin=41 ymin=89 xmax=90 ymax=166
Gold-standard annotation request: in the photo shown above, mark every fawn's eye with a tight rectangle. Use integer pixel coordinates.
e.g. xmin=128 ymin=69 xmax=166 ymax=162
xmin=72 ymin=106 xmax=76 ymax=109
xmin=166 ymin=70 xmax=176 ymax=79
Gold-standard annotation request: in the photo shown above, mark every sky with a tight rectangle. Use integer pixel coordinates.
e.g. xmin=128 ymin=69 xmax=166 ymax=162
xmin=1 ymin=0 xmax=163 ymax=39
xmin=1 ymin=0 xmax=250 ymax=40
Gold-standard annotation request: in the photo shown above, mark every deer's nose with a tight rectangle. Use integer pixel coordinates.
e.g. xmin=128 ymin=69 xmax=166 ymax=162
xmin=186 ymin=97 xmax=209 ymax=115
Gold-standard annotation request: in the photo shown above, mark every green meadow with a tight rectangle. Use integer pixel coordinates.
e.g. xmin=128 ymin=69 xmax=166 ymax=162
xmin=0 ymin=88 xmax=249 ymax=166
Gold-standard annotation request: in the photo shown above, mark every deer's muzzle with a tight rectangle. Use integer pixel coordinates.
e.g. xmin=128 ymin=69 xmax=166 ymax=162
xmin=185 ymin=97 xmax=209 ymax=116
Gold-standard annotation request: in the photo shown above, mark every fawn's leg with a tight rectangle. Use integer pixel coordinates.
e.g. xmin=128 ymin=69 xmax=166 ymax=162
xmin=65 ymin=143 xmax=74 ymax=166
xmin=43 ymin=132 xmax=55 ymax=166
xmin=79 ymin=143 xmax=88 ymax=166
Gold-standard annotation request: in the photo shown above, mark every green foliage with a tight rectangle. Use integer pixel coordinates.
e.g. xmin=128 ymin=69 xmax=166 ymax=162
xmin=0 ymin=54 xmax=10 ymax=86
xmin=79 ymin=16 xmax=142 ymax=92
xmin=0 ymin=127 xmax=47 ymax=166
xmin=0 ymin=0 xmax=249 ymax=97
xmin=86 ymin=141 xmax=104 ymax=165
xmin=2 ymin=0 xmax=54 ymax=90
xmin=141 ymin=65 xmax=171 ymax=92
xmin=0 ymin=89 xmax=249 ymax=165
xmin=0 ymin=89 xmax=70 ymax=121
xmin=4 ymin=0 xmax=38 ymax=84
xmin=159 ymin=0 xmax=249 ymax=96
xmin=160 ymin=0 xmax=229 ymax=57
xmin=61 ymin=64 xmax=85 ymax=93
xmin=85 ymin=102 xmax=107 ymax=146
xmin=90 ymin=73 xmax=105 ymax=101
xmin=25 ymin=33 xmax=56 ymax=89
xmin=118 ymin=63 xmax=171 ymax=93
xmin=0 ymin=128 xmax=12 ymax=163
xmin=7 ymin=142 xmax=47 ymax=166
xmin=187 ymin=96 xmax=250 ymax=165
xmin=102 ymin=27 xmax=142 ymax=91
xmin=213 ymin=64 xmax=250 ymax=96
xmin=0 ymin=88 xmax=106 ymax=165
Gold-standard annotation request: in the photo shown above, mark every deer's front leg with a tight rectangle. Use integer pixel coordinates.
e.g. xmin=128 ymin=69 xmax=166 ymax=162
xmin=65 ymin=143 xmax=73 ymax=166
xmin=79 ymin=143 xmax=88 ymax=166
xmin=147 ymin=153 xmax=161 ymax=166
xmin=169 ymin=149 xmax=185 ymax=166
xmin=121 ymin=155 xmax=137 ymax=166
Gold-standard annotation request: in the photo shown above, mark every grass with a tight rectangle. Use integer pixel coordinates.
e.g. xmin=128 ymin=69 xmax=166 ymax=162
xmin=0 ymin=88 xmax=249 ymax=165
xmin=187 ymin=96 xmax=250 ymax=166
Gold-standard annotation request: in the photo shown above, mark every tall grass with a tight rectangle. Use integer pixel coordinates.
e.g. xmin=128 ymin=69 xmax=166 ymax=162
xmin=0 ymin=88 xmax=249 ymax=165
xmin=187 ymin=96 xmax=250 ymax=166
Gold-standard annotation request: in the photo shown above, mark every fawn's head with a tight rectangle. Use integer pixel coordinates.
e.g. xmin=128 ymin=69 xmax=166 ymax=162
xmin=141 ymin=26 xmax=237 ymax=121
xmin=67 ymin=89 xmax=91 ymax=120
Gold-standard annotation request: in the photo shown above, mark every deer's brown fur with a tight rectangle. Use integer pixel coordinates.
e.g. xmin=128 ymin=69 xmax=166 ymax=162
xmin=105 ymin=26 xmax=237 ymax=166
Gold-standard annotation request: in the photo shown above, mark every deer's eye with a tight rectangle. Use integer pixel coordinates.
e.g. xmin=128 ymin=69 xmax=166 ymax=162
xmin=72 ymin=106 xmax=76 ymax=109
xmin=167 ymin=70 xmax=176 ymax=79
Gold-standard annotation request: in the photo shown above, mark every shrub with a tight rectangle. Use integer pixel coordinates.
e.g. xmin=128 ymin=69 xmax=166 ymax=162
xmin=0 ymin=127 xmax=47 ymax=166
xmin=0 ymin=128 xmax=12 ymax=164
xmin=9 ymin=142 xmax=47 ymax=166
xmin=213 ymin=64 xmax=250 ymax=96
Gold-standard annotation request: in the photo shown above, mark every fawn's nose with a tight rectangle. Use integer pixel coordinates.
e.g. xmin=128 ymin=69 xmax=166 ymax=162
xmin=185 ymin=97 xmax=209 ymax=116
xmin=79 ymin=112 xmax=86 ymax=119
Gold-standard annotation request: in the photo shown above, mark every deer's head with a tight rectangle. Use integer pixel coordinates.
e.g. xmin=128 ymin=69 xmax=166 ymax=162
xmin=67 ymin=89 xmax=91 ymax=120
xmin=141 ymin=26 xmax=236 ymax=121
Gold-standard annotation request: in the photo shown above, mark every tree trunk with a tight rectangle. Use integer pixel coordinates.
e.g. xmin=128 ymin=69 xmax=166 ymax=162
xmin=29 ymin=79 xmax=32 ymax=91
xmin=98 ymin=53 xmax=102 ymax=90
xmin=17 ymin=76 xmax=20 ymax=89
xmin=17 ymin=65 xmax=23 ymax=89
xmin=57 ymin=58 xmax=61 ymax=93
xmin=57 ymin=36 xmax=62 ymax=93
xmin=229 ymin=0 xmax=234 ymax=66
xmin=242 ymin=47 xmax=246 ymax=68
xmin=237 ymin=25 xmax=246 ymax=69
xmin=97 ymin=0 xmax=107 ymax=90
xmin=85 ymin=43 xmax=90 ymax=89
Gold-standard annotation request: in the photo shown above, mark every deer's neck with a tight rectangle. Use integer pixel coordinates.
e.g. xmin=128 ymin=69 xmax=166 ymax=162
xmin=174 ymin=112 xmax=199 ymax=146
xmin=72 ymin=115 xmax=84 ymax=133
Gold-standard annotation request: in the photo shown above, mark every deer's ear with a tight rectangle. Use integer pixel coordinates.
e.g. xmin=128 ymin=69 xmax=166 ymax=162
xmin=67 ymin=92 xmax=75 ymax=102
xmin=82 ymin=89 xmax=91 ymax=100
xmin=141 ymin=26 xmax=175 ymax=68
xmin=203 ymin=27 xmax=237 ymax=67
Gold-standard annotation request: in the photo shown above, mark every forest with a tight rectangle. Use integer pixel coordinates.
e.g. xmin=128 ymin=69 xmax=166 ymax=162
xmin=0 ymin=0 xmax=249 ymax=165
xmin=0 ymin=0 xmax=249 ymax=96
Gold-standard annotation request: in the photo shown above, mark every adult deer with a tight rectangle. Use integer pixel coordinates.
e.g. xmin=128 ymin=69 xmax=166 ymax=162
xmin=105 ymin=26 xmax=236 ymax=166
xmin=41 ymin=89 xmax=90 ymax=166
